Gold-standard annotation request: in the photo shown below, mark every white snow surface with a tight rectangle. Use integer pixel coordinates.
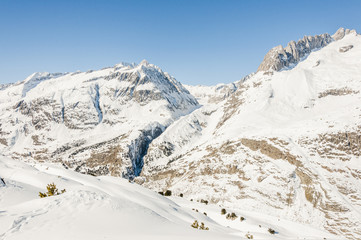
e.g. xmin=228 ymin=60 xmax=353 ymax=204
xmin=0 ymin=156 xmax=339 ymax=240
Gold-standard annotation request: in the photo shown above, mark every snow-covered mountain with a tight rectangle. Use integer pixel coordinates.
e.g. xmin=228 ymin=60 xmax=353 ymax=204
xmin=0 ymin=60 xmax=198 ymax=179
xmin=140 ymin=28 xmax=361 ymax=239
xmin=1 ymin=27 xmax=360 ymax=239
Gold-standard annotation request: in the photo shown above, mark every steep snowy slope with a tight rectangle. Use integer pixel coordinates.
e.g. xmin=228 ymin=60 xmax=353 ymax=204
xmin=0 ymin=156 xmax=339 ymax=240
xmin=141 ymin=30 xmax=361 ymax=239
xmin=0 ymin=60 xmax=198 ymax=179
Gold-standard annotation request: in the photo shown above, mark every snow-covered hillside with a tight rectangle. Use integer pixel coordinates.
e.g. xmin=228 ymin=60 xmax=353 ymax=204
xmin=0 ymin=156 xmax=339 ymax=240
xmin=141 ymin=29 xmax=361 ymax=239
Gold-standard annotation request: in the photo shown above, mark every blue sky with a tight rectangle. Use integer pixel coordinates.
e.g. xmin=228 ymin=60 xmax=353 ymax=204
xmin=0 ymin=0 xmax=360 ymax=85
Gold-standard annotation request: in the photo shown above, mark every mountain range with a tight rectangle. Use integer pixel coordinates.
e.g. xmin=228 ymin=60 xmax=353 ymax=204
xmin=1 ymin=27 xmax=360 ymax=239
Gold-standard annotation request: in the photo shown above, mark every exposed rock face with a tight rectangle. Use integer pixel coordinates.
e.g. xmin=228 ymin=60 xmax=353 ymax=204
xmin=126 ymin=124 xmax=164 ymax=178
xmin=257 ymin=28 xmax=356 ymax=73
xmin=257 ymin=33 xmax=332 ymax=72
xmin=332 ymin=27 xmax=357 ymax=41
xmin=339 ymin=45 xmax=353 ymax=53
xmin=318 ymin=87 xmax=359 ymax=98
xmin=299 ymin=128 xmax=361 ymax=161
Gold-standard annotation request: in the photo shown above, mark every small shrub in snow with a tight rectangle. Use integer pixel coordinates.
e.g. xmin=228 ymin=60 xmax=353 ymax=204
xmin=191 ymin=220 xmax=209 ymax=230
xmin=39 ymin=183 xmax=66 ymax=198
xmin=158 ymin=191 xmax=164 ymax=195
xmin=226 ymin=212 xmax=237 ymax=220
xmin=164 ymin=190 xmax=172 ymax=196
xmin=245 ymin=233 xmax=253 ymax=239
xmin=199 ymin=222 xmax=209 ymax=230
xmin=191 ymin=220 xmax=199 ymax=229
xmin=179 ymin=193 xmax=183 ymax=197
xmin=240 ymin=216 xmax=245 ymax=221
xmin=39 ymin=192 xmax=47 ymax=198
xmin=203 ymin=212 xmax=207 ymax=216
xmin=268 ymin=228 xmax=276 ymax=234
xmin=200 ymin=199 xmax=208 ymax=205
xmin=221 ymin=208 xmax=227 ymax=215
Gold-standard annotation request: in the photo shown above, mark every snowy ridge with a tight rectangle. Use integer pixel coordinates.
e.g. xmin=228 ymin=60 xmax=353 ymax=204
xmin=184 ymin=83 xmax=238 ymax=105
xmin=184 ymin=74 xmax=254 ymax=105
xmin=21 ymin=72 xmax=66 ymax=98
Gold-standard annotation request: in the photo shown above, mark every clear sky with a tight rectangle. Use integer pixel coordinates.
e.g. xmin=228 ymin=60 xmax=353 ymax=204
xmin=0 ymin=0 xmax=360 ymax=85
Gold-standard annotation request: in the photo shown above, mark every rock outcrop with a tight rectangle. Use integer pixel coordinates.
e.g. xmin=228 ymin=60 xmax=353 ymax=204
xmin=257 ymin=28 xmax=356 ymax=72
xmin=339 ymin=45 xmax=353 ymax=53
xmin=332 ymin=27 xmax=357 ymax=41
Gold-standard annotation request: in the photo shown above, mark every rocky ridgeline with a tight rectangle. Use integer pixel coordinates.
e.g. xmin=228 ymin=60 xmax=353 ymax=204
xmin=257 ymin=27 xmax=356 ymax=72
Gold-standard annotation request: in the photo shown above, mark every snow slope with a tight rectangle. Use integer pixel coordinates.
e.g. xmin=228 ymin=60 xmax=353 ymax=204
xmin=0 ymin=156 xmax=339 ymax=240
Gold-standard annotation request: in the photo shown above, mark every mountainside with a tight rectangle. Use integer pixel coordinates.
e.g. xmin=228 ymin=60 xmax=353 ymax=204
xmin=1 ymin=28 xmax=360 ymax=239
xmin=0 ymin=60 xmax=198 ymax=179
xmin=140 ymin=29 xmax=361 ymax=239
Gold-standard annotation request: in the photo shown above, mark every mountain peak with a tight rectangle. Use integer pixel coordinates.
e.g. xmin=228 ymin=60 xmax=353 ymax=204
xmin=332 ymin=27 xmax=357 ymax=40
xmin=114 ymin=61 xmax=135 ymax=69
xmin=257 ymin=28 xmax=359 ymax=73
xmin=139 ymin=59 xmax=150 ymax=67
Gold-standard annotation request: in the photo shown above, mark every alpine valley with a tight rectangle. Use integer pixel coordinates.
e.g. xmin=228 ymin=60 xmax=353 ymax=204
xmin=1 ymin=27 xmax=360 ymax=240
